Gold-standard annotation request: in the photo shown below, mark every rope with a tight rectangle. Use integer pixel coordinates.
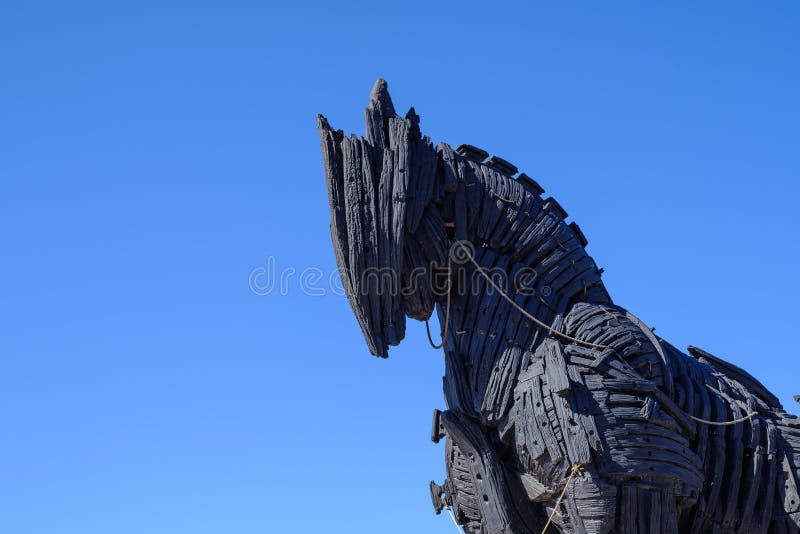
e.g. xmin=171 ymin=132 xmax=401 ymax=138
xmin=442 ymin=496 xmax=466 ymax=533
xmin=425 ymin=320 xmax=444 ymax=349
xmin=688 ymin=411 xmax=757 ymax=426
xmin=627 ymin=314 xmax=761 ymax=428
xmin=456 ymin=243 xmax=612 ymax=351
xmin=541 ymin=464 xmax=581 ymax=534
xmin=429 ymin=239 xmax=761 ymax=446
xmin=426 ymin=254 xmax=452 ymax=350
xmin=426 ymin=239 xmax=754 ymax=533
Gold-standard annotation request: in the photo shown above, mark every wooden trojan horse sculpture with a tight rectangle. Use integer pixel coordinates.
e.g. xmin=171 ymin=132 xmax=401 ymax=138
xmin=317 ymin=79 xmax=800 ymax=533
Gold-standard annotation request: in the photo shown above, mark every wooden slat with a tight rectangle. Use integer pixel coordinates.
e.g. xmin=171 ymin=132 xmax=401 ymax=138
xmin=319 ymin=80 xmax=800 ymax=534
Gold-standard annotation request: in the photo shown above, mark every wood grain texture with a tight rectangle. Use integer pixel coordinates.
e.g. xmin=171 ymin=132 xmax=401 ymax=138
xmin=318 ymin=79 xmax=800 ymax=533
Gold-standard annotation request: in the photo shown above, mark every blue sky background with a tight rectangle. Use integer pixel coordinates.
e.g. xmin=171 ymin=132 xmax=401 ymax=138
xmin=1 ymin=2 xmax=798 ymax=532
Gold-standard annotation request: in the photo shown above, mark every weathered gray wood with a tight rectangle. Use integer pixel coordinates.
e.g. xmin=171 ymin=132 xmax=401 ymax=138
xmin=481 ymin=344 xmax=522 ymax=426
xmin=376 ymin=146 xmax=397 ymax=351
xmin=568 ymin=221 xmax=588 ymax=248
xmin=441 ymin=410 xmax=540 ymax=533
xmin=318 ymin=79 xmax=800 ymax=534
xmin=485 ymin=155 xmax=518 ymax=176
xmin=516 ymin=172 xmax=545 ymax=195
xmin=541 ymin=339 xmax=570 ymax=397
xmin=401 ymin=235 xmax=434 ymax=320
xmin=543 ymin=196 xmax=568 ymax=219
xmin=688 ymin=345 xmax=782 ymax=409
xmin=407 ymin=134 xmax=437 ymax=234
xmin=443 ymin=347 xmax=475 ymax=418
xmin=438 ymin=141 xmax=459 ymax=194
xmin=341 ymin=135 xmax=383 ymax=352
xmin=458 ymin=158 xmax=482 ymax=230
xmin=455 ymin=143 xmax=489 ymax=162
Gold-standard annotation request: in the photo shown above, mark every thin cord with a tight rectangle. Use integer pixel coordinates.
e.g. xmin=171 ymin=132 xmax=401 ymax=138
xmin=459 ymin=244 xmax=612 ymax=351
xmin=442 ymin=496 xmax=465 ymax=533
xmin=426 ymin=255 xmax=452 ymax=350
xmin=688 ymin=412 xmax=757 ymax=426
xmin=445 ymin=242 xmax=758 ymax=426
xmin=463 ymin=243 xmax=760 ymax=427
xmin=425 ymin=320 xmax=444 ymax=349
xmin=428 ymin=241 xmax=754 ymax=532
xmin=541 ymin=464 xmax=581 ymax=534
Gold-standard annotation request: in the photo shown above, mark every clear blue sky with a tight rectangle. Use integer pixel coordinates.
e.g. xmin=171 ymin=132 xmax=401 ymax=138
xmin=1 ymin=2 xmax=798 ymax=533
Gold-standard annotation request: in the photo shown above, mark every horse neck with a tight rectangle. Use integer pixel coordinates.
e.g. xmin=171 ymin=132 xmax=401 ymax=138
xmin=430 ymin=161 xmax=611 ymax=417
xmin=436 ymin=163 xmax=611 ymax=340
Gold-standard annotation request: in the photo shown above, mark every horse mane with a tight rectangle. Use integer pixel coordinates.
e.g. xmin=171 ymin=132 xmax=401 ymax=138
xmin=319 ymin=78 xmax=609 ymax=357
xmin=320 ymin=79 xmax=800 ymax=534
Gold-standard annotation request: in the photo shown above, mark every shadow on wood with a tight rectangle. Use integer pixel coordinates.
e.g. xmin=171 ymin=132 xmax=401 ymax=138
xmin=318 ymin=79 xmax=800 ymax=534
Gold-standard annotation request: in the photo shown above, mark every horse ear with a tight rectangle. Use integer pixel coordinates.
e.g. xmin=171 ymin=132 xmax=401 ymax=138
xmin=365 ymin=78 xmax=396 ymax=149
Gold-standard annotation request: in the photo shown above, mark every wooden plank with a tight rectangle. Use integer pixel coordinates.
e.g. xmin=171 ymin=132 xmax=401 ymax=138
xmin=318 ymin=117 xmax=382 ymax=355
xmin=541 ymin=339 xmax=570 ymax=396
xmin=400 ymin=235 xmax=434 ymax=320
xmin=543 ymin=196 xmax=568 ymax=219
xmin=779 ymin=454 xmax=800 ymax=529
xmin=736 ymin=417 xmax=764 ymax=534
xmin=477 ymin=282 xmax=520 ymax=402
xmin=502 ymin=191 xmax=540 ymax=256
xmin=516 ymin=172 xmax=544 ymax=195
xmin=356 ymin=138 xmax=385 ymax=352
xmin=364 ymin=78 xmax=395 ymax=150
xmin=454 ymin=181 xmax=468 ymax=241
xmin=620 ymin=485 xmax=638 ymax=534
xmin=438 ymin=141 xmax=459 ymax=193
xmin=319 ymin=81 xmax=800 ymax=533
xmin=485 ymin=155 xmax=518 ymax=176
xmin=481 ymin=344 xmax=523 ymax=426
xmin=455 ymin=143 xmax=488 ymax=162
xmin=458 ymin=158 xmax=482 ymax=230
xmin=518 ymin=472 xmax=556 ymax=502
xmin=551 ymin=381 xmax=592 ymax=465
xmin=568 ymin=221 xmax=588 ymax=247
xmin=441 ymin=410 xmax=540 ymax=533
xmin=386 ymin=117 xmax=410 ymax=345
xmin=568 ymin=365 xmax=605 ymax=456
xmin=625 ymin=310 xmax=675 ymax=398
xmin=443 ymin=348 xmax=475 ymax=418
xmin=376 ymin=145 xmax=396 ymax=351
xmin=688 ymin=345 xmax=782 ymax=409
xmin=491 ymin=178 xmax=526 ymax=249
xmin=341 ymin=135 xmax=385 ymax=354
xmin=528 ymin=375 xmax=565 ymax=471
xmin=414 ymin=205 xmax=448 ymax=267
xmin=407 ymin=135 xmax=437 ymax=233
